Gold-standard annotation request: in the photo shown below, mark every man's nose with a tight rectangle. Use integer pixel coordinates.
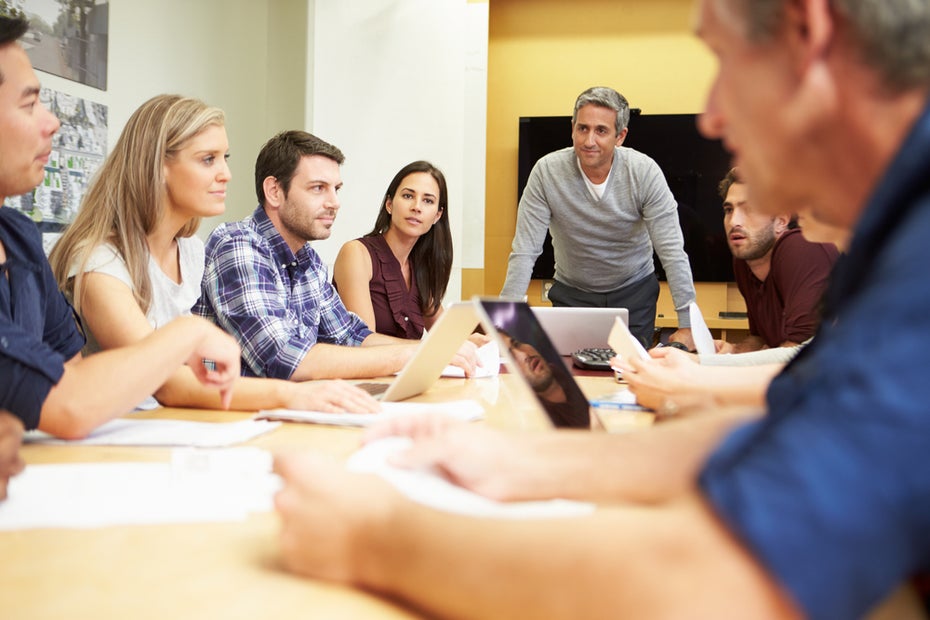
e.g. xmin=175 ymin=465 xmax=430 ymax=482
xmin=697 ymin=80 xmax=725 ymax=140
xmin=41 ymin=103 xmax=61 ymax=137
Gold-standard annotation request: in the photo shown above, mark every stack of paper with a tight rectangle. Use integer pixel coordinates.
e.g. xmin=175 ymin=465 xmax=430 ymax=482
xmin=348 ymin=437 xmax=595 ymax=519
xmin=0 ymin=448 xmax=279 ymax=530
xmin=25 ymin=418 xmax=280 ymax=447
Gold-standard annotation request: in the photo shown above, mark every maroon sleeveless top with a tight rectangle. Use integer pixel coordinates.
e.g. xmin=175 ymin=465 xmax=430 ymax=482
xmin=358 ymin=235 xmax=425 ymax=339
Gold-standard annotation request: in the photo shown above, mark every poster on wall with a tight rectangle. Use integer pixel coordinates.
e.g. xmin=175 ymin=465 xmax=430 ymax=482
xmin=3 ymin=87 xmax=108 ymax=250
xmin=16 ymin=0 xmax=109 ymax=90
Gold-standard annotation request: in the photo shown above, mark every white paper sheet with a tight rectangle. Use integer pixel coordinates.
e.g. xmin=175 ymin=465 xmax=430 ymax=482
xmin=689 ymin=301 xmax=716 ymax=356
xmin=0 ymin=448 xmax=279 ymax=530
xmin=257 ymin=399 xmax=484 ymax=427
xmin=25 ymin=418 xmax=281 ymax=448
xmin=440 ymin=340 xmax=501 ymax=378
xmin=608 ymin=316 xmax=649 ymax=362
xmin=348 ymin=437 xmax=595 ymax=519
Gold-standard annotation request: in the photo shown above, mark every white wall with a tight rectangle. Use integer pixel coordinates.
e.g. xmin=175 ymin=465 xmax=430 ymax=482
xmin=36 ymin=0 xmax=273 ymax=234
xmin=306 ymin=0 xmax=487 ymax=302
xmin=35 ymin=0 xmax=487 ymax=296
xmin=462 ymin=2 xmax=488 ymax=272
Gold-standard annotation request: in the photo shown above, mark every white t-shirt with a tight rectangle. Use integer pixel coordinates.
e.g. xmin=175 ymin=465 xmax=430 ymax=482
xmin=577 ymin=156 xmax=610 ymax=200
xmin=71 ymin=237 xmax=205 ymax=355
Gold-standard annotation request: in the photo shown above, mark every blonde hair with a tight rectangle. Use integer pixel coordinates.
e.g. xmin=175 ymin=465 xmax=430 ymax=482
xmin=50 ymin=94 xmax=225 ymax=314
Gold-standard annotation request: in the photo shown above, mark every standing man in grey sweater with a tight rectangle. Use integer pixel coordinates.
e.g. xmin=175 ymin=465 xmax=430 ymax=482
xmin=501 ymin=86 xmax=696 ymax=349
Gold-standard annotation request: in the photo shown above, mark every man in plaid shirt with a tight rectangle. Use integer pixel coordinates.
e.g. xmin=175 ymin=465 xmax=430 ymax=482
xmin=195 ymin=131 xmax=477 ymax=380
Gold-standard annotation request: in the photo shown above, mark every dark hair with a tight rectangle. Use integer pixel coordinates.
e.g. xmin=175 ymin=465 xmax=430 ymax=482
xmin=255 ymin=130 xmax=344 ymax=205
xmin=0 ymin=14 xmax=29 ymax=85
xmin=717 ymin=167 xmax=743 ymax=200
xmin=367 ymin=161 xmax=452 ymax=317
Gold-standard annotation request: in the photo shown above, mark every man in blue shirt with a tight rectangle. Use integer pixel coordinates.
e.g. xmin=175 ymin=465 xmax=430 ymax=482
xmin=271 ymin=1 xmax=930 ymax=618
xmin=195 ymin=130 xmax=478 ymax=380
xmin=0 ymin=15 xmax=241 ymax=449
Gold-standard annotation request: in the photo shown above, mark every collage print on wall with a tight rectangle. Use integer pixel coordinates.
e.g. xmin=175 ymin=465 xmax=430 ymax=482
xmin=3 ymin=89 xmax=108 ymax=252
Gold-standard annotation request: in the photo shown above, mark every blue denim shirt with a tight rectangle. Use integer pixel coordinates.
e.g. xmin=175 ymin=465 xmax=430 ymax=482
xmin=0 ymin=207 xmax=85 ymax=430
xmin=700 ymin=103 xmax=930 ymax=619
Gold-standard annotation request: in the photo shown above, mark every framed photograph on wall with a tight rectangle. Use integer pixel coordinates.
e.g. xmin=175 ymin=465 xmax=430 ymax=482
xmin=18 ymin=0 xmax=109 ymax=90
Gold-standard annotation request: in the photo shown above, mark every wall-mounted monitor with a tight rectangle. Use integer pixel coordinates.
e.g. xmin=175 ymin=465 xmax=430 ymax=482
xmin=517 ymin=113 xmax=734 ymax=283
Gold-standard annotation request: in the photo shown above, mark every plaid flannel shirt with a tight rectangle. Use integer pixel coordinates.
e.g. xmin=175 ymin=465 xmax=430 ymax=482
xmin=194 ymin=206 xmax=371 ymax=379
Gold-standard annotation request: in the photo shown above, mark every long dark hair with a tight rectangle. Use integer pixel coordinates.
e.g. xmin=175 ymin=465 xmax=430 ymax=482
xmin=367 ymin=161 xmax=452 ymax=317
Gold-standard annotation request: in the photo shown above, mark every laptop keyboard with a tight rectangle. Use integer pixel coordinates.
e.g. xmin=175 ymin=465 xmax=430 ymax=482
xmin=571 ymin=347 xmax=616 ymax=370
xmin=355 ymin=382 xmax=389 ymax=397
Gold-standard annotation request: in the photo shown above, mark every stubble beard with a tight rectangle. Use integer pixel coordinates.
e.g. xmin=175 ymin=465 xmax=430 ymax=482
xmin=280 ymin=205 xmax=335 ymax=243
xmin=731 ymin=228 xmax=776 ymax=262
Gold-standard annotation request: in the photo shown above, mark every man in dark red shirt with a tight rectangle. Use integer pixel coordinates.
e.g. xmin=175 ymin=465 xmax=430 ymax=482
xmin=717 ymin=168 xmax=839 ymax=353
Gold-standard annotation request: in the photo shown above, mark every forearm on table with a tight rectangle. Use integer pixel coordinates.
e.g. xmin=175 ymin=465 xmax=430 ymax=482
xmin=732 ymin=335 xmax=766 ymax=353
xmin=359 ymin=494 xmax=798 ymax=620
xmin=706 ymin=365 xmax=781 ymax=410
xmin=39 ymin=317 xmax=219 ymax=438
xmin=155 ymin=370 xmax=292 ymax=411
xmin=495 ymin=417 xmax=748 ymax=504
xmin=292 ymin=342 xmax=413 ymax=381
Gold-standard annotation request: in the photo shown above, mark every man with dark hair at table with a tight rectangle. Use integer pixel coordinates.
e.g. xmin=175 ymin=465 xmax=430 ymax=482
xmin=716 ymin=167 xmax=838 ymax=353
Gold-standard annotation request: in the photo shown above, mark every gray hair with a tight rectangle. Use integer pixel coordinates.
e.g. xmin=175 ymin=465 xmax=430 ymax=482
xmin=572 ymin=87 xmax=630 ymax=134
xmin=729 ymin=0 xmax=930 ymax=91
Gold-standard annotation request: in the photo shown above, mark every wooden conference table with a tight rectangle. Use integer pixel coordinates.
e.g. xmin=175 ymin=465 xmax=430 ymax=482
xmin=0 ymin=372 xmax=636 ymax=620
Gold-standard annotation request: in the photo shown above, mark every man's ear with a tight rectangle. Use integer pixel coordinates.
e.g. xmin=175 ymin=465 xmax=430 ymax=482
xmin=783 ymin=0 xmax=838 ymax=136
xmin=262 ymin=176 xmax=282 ymax=209
xmin=774 ymin=214 xmax=792 ymax=236
xmin=785 ymin=0 xmax=834 ymax=70
xmin=615 ymin=127 xmax=629 ymax=147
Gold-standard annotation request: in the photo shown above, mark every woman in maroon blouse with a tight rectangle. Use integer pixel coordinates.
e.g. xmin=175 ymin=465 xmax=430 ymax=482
xmin=333 ymin=161 xmax=452 ymax=339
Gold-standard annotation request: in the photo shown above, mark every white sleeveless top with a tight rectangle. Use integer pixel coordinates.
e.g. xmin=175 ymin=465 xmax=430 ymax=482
xmin=71 ymin=237 xmax=205 ymax=355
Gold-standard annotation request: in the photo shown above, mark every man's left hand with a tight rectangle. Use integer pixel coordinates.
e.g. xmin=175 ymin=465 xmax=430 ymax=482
xmin=667 ymin=328 xmax=695 ymax=352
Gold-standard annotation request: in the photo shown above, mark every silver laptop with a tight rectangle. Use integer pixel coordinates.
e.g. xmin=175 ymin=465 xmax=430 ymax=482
xmin=356 ymin=302 xmax=479 ymax=402
xmin=474 ymin=299 xmax=591 ymax=429
xmin=530 ymin=306 xmax=630 ymax=355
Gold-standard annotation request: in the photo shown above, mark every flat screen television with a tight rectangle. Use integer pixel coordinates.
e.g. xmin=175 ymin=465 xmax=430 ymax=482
xmin=517 ymin=113 xmax=734 ymax=282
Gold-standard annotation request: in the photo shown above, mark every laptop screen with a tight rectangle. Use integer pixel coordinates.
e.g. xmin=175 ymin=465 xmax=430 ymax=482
xmin=477 ymin=300 xmax=590 ymax=429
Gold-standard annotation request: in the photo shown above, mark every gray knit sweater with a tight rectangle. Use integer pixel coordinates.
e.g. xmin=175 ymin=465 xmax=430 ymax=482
xmin=501 ymin=147 xmax=696 ymax=326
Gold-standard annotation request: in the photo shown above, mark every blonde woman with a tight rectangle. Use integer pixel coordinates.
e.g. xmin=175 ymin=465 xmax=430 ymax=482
xmin=50 ymin=95 xmax=377 ymax=413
